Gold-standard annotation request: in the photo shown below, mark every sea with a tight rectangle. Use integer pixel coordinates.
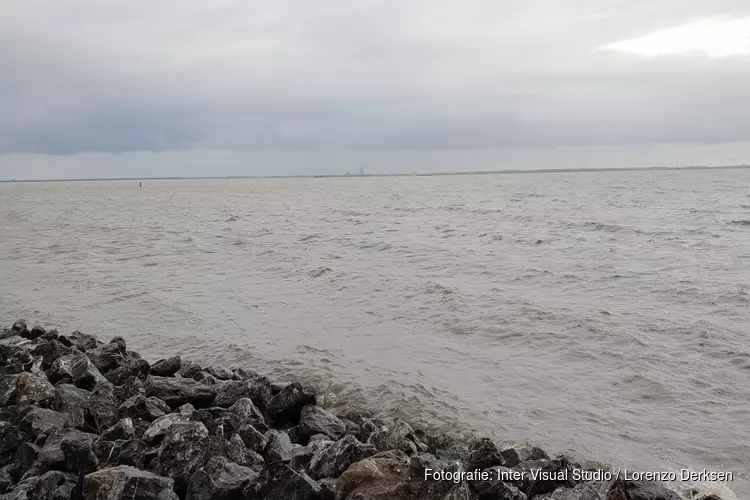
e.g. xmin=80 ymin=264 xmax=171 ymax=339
xmin=1 ymin=169 xmax=748 ymax=498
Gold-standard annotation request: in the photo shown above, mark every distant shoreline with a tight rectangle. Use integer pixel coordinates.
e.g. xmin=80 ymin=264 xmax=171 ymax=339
xmin=2 ymin=163 xmax=749 ymax=183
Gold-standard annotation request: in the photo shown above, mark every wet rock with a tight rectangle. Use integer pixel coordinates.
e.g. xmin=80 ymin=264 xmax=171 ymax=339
xmin=228 ymin=397 xmax=264 ymax=422
xmin=118 ymin=395 xmax=167 ymax=422
xmin=205 ymin=365 xmax=234 ymax=380
xmin=31 ymin=340 xmax=72 ymax=369
xmin=150 ymin=356 xmax=181 ymax=377
xmin=84 ymin=386 xmax=119 ymax=433
xmin=12 ymin=441 xmax=40 ymax=481
xmin=0 ymin=374 xmax=19 ymax=406
xmin=38 ymin=428 xmax=98 ymax=473
xmin=13 ymin=372 xmax=55 ymax=407
xmin=109 ymin=336 xmax=127 ymax=353
xmin=187 ymin=455 xmax=258 ymax=500
xmin=113 ymin=376 xmax=145 ymax=403
xmin=104 ymin=357 xmax=150 ymax=386
xmin=83 ymin=465 xmax=178 ymax=500
xmin=0 ymin=476 xmax=39 ymax=500
xmin=307 ymin=434 xmax=377 ymax=480
xmin=244 ymin=462 xmax=324 ymax=500
xmin=175 ymin=403 xmax=195 ymax=416
xmin=465 ymin=437 xmax=505 ymax=472
xmin=624 ymin=479 xmax=681 ymax=500
xmin=519 ymin=445 xmax=550 ymax=461
xmin=500 ymin=447 xmax=523 ymax=468
xmin=11 ymin=320 xmax=27 ymax=334
xmin=0 ymin=464 xmax=13 ymax=493
xmin=101 ymin=418 xmax=135 ymax=441
xmin=223 ymin=370 xmax=274 ymax=411
xmin=295 ymin=405 xmax=346 ymax=443
xmin=20 ymin=408 xmax=72 ymax=439
xmin=85 ymin=343 xmax=126 ymax=374
xmin=214 ymin=379 xmax=271 ymax=410
xmin=237 ymin=422 xmax=268 ymax=453
xmin=0 ymin=344 xmax=32 ymax=374
xmin=26 ymin=326 xmax=47 ymax=340
xmin=515 ymin=458 xmax=577 ymax=497
xmin=49 ymin=354 xmax=108 ymax=391
xmin=266 ymin=382 xmax=316 ymax=425
xmin=102 ymin=439 xmax=148 ymax=469
xmin=227 ymin=433 xmax=265 ymax=471
xmin=290 ymin=440 xmax=331 ymax=470
xmin=144 ymin=376 xmax=216 ymax=409
xmin=29 ymin=470 xmax=79 ymax=500
xmin=53 ymin=384 xmax=89 ymax=428
xmin=177 ymin=361 xmax=202 ymax=379
xmin=472 ymin=471 xmax=528 ymax=500
xmin=265 ymin=429 xmax=295 ymax=463
xmin=63 ymin=330 xmax=99 ymax=352
xmin=152 ymin=421 xmax=210 ymax=496
xmin=366 ymin=419 xmax=418 ymax=455
xmin=143 ymin=413 xmax=191 ymax=445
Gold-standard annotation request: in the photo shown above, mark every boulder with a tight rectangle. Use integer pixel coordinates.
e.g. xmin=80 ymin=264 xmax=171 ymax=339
xmin=144 ymin=376 xmax=216 ymax=409
xmin=624 ymin=479 xmax=681 ymax=500
xmin=366 ymin=419 xmax=417 ymax=455
xmin=13 ymin=372 xmax=55 ymax=407
xmin=290 ymin=440 xmax=332 ymax=470
xmin=307 ymin=434 xmax=376 ymax=480
xmin=186 ymin=456 xmax=258 ymax=500
xmin=119 ymin=396 xmax=168 ymax=422
xmin=38 ymin=428 xmax=98 ymax=473
xmin=113 ymin=376 xmax=145 ymax=403
xmin=31 ymin=340 xmax=72 ymax=369
xmin=228 ymin=397 xmax=264 ymax=423
xmin=175 ymin=403 xmax=196 ymax=416
xmin=513 ymin=458 xmax=577 ymax=497
xmin=244 ymin=462 xmax=325 ymax=500
xmin=109 ymin=336 xmax=127 ymax=353
xmin=465 ymin=437 xmax=504 ymax=472
xmin=85 ymin=386 xmax=119 ymax=433
xmin=101 ymin=418 xmax=135 ymax=441
xmin=143 ymin=413 xmax=191 ymax=445
xmin=61 ymin=330 xmax=99 ymax=352
xmin=152 ymin=421 xmax=210 ymax=496
xmin=500 ymin=447 xmax=523 ymax=468
xmin=266 ymin=382 xmax=316 ymax=425
xmin=150 ymin=356 xmax=181 ymax=377
xmin=104 ymin=357 xmax=150 ymax=386
xmin=221 ymin=371 xmax=274 ymax=411
xmin=214 ymin=379 xmax=272 ymax=410
xmin=101 ymin=439 xmax=148 ymax=469
xmin=29 ymin=470 xmax=79 ymax=500
xmin=20 ymin=408 xmax=72 ymax=439
xmin=295 ymin=405 xmax=346 ymax=443
xmin=227 ymin=434 xmax=265 ymax=471
xmin=265 ymin=429 xmax=295 ymax=463
xmin=11 ymin=320 xmax=27 ymax=334
xmin=471 ymin=471 xmax=528 ymax=500
xmin=237 ymin=422 xmax=268 ymax=453
xmin=177 ymin=361 xmax=202 ymax=379
xmin=52 ymin=384 xmax=89 ymax=428
xmin=205 ymin=365 xmax=234 ymax=380
xmin=26 ymin=326 xmax=47 ymax=340
xmin=0 ymin=374 xmax=19 ymax=406
xmin=83 ymin=465 xmax=178 ymax=500
xmin=48 ymin=354 xmax=108 ymax=391
xmin=84 ymin=343 xmax=126 ymax=374
xmin=0 ymin=344 xmax=32 ymax=374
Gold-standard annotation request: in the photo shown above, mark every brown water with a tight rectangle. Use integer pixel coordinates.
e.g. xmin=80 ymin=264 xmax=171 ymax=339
xmin=1 ymin=170 xmax=748 ymax=497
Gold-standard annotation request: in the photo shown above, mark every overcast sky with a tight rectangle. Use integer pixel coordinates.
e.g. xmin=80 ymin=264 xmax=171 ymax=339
xmin=1 ymin=0 xmax=749 ymax=179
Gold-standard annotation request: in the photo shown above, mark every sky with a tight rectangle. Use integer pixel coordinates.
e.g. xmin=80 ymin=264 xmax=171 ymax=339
xmin=1 ymin=0 xmax=749 ymax=179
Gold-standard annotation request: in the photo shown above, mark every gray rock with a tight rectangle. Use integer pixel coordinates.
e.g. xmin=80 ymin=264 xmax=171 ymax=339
xmin=26 ymin=326 xmax=47 ymax=340
xmin=295 ymin=405 xmax=346 ymax=443
xmin=20 ymin=408 xmax=72 ymax=439
xmin=227 ymin=434 xmax=265 ymax=471
xmin=113 ymin=376 xmax=145 ymax=403
xmin=175 ymin=403 xmax=196 ymax=416
xmin=13 ymin=372 xmax=55 ymax=407
xmin=266 ymin=382 xmax=316 ymax=425
xmin=177 ymin=361 xmax=202 ymax=379
xmin=53 ymin=384 xmax=90 ymax=428
xmin=366 ymin=419 xmax=417 ymax=455
xmin=307 ymin=434 xmax=376 ymax=480
xmin=84 ymin=343 xmax=126 ymax=374
xmin=83 ymin=465 xmax=178 ymax=500
xmin=11 ymin=320 xmax=27 ymax=333
xmin=187 ymin=456 xmax=258 ymax=500
xmin=465 ymin=437 xmax=504 ymax=472
xmin=150 ymin=356 xmax=181 ymax=377
xmin=102 ymin=439 xmax=148 ymax=469
xmin=264 ymin=429 xmax=295 ymax=463
xmin=227 ymin=397 xmax=264 ymax=422
xmin=214 ymin=379 xmax=271 ymax=410
xmin=31 ymin=340 xmax=72 ymax=369
xmin=244 ymin=462 xmax=324 ymax=500
xmin=85 ymin=386 xmax=119 ymax=433
xmin=625 ymin=479 xmax=682 ymax=500
xmin=205 ymin=365 xmax=234 ymax=380
xmin=145 ymin=376 xmax=216 ymax=409
xmin=29 ymin=470 xmax=78 ymax=500
xmin=0 ymin=374 xmax=19 ymax=406
xmin=152 ymin=421 xmax=210 ymax=497
xmin=118 ymin=395 xmax=167 ymax=422
xmin=101 ymin=418 xmax=135 ymax=441
xmin=62 ymin=330 xmax=100 ymax=351
xmin=236 ymin=422 xmax=268 ymax=453
xmin=39 ymin=428 xmax=98 ymax=474
xmin=143 ymin=413 xmax=191 ymax=445
xmin=104 ymin=357 xmax=150 ymax=386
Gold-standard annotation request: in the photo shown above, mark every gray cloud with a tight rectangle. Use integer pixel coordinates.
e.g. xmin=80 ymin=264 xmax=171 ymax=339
xmin=1 ymin=0 xmax=750 ymax=162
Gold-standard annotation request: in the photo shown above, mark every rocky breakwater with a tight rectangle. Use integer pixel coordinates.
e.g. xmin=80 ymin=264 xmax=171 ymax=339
xmin=0 ymin=320 xmax=704 ymax=500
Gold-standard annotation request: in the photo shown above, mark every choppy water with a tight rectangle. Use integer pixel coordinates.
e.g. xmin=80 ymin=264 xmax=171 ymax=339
xmin=1 ymin=170 xmax=749 ymax=497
